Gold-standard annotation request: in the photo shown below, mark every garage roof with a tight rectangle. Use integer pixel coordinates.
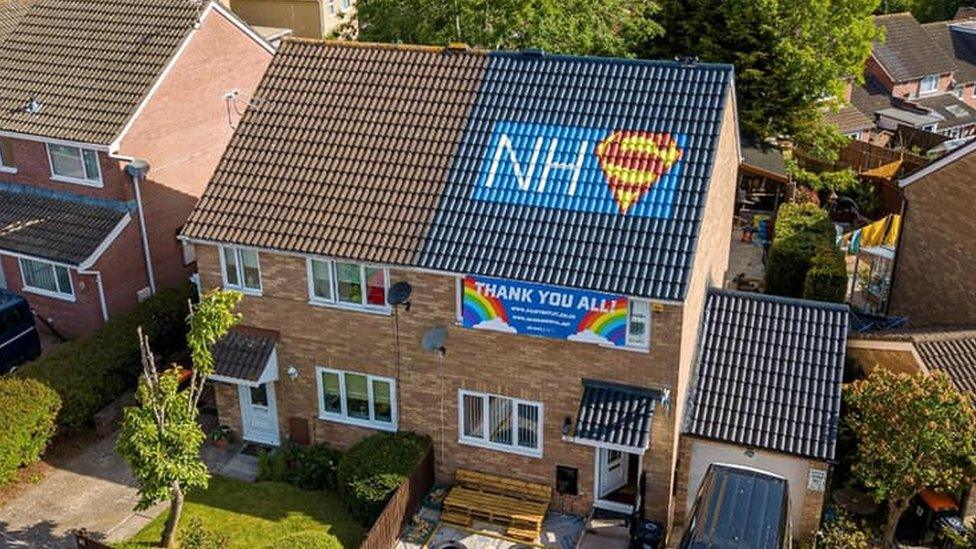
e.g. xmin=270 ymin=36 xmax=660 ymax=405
xmin=685 ymin=289 xmax=849 ymax=461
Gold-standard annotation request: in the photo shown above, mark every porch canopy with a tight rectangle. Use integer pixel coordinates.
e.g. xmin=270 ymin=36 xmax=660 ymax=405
xmin=566 ymin=379 xmax=664 ymax=454
xmin=209 ymin=327 xmax=279 ymax=387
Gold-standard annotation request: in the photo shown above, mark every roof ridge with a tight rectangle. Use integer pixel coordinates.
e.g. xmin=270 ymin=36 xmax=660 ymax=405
xmin=707 ymin=287 xmax=851 ymax=312
xmin=282 ymin=37 xmax=488 ymax=55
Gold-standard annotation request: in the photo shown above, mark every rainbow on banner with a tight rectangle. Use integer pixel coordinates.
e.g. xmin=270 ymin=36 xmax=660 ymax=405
xmin=461 ymin=277 xmax=510 ymax=328
xmin=572 ymin=300 xmax=628 ymax=346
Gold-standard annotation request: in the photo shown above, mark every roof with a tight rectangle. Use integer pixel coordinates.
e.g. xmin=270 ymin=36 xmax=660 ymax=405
xmin=572 ymin=380 xmax=662 ymax=451
xmin=211 ymin=327 xmax=278 ymax=383
xmin=824 ymin=104 xmax=875 ymax=134
xmin=0 ymin=0 xmax=30 ymax=43
xmin=0 ymin=0 xmax=208 ymax=144
xmin=851 ymin=77 xmax=896 ymax=115
xmin=685 ymin=289 xmax=850 ymax=461
xmin=182 ymin=40 xmax=735 ymax=302
xmin=899 ymin=136 xmax=976 ymax=186
xmin=0 ymin=185 xmax=129 ymax=265
xmin=679 ymin=465 xmax=789 ymax=549
xmin=915 ymin=91 xmax=976 ymax=129
xmin=740 ymin=138 xmax=787 ymax=182
xmin=877 ymin=106 xmax=941 ymax=126
xmin=923 ymin=20 xmax=976 ymax=83
xmin=873 ymin=13 xmax=956 ymax=82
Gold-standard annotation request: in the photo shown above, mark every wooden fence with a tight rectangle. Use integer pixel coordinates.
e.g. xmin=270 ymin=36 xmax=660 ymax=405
xmin=360 ymin=446 xmax=436 ymax=549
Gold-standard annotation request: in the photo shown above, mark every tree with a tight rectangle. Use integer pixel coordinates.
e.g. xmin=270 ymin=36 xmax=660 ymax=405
xmin=116 ymin=289 xmax=242 ymax=548
xmin=347 ymin=0 xmax=662 ymax=57
xmin=845 ymin=369 xmax=976 ymax=546
xmin=877 ymin=0 xmax=976 ymax=23
xmin=644 ymin=0 xmax=880 ymax=138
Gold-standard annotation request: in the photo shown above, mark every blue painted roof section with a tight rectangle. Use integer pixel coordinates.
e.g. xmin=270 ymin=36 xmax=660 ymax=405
xmin=419 ymin=51 xmax=734 ymax=301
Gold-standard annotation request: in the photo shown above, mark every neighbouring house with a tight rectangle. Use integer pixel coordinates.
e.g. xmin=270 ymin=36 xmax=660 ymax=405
xmin=674 ymin=289 xmax=849 ymax=541
xmin=887 ymin=141 xmax=976 ymax=326
xmin=0 ymin=0 xmax=274 ymax=338
xmin=219 ymin=0 xmax=350 ymax=39
xmin=848 ymin=327 xmax=976 ymax=520
xmin=180 ymin=39 xmax=741 ymax=534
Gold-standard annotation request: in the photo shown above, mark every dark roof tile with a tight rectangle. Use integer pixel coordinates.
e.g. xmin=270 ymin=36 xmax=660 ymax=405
xmin=874 ymin=13 xmax=956 ymax=82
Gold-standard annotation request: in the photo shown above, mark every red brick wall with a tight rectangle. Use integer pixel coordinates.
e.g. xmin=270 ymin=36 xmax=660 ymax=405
xmin=118 ymin=7 xmax=273 ymax=291
xmin=0 ymin=138 xmax=133 ymax=201
xmin=889 ymin=149 xmax=976 ymax=326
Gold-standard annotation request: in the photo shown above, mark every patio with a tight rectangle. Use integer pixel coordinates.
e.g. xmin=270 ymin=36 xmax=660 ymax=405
xmin=397 ymin=504 xmax=585 ymax=549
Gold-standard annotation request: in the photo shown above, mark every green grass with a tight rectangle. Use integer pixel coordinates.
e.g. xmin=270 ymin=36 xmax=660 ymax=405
xmin=121 ymin=476 xmax=365 ymax=548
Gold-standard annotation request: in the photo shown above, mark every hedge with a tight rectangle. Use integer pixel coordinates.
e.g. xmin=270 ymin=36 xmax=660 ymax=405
xmin=764 ymin=203 xmax=836 ymax=298
xmin=803 ymin=246 xmax=848 ymax=303
xmin=262 ymin=531 xmax=342 ymax=549
xmin=0 ymin=378 xmax=60 ymax=484
xmin=14 ymin=284 xmax=193 ymax=430
xmin=337 ymin=432 xmax=430 ymax=525
xmin=258 ymin=443 xmax=343 ymax=491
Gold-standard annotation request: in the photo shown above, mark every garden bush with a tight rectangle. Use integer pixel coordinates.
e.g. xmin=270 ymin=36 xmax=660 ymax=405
xmin=14 ymin=284 xmax=193 ymax=430
xmin=803 ymin=245 xmax=848 ymax=303
xmin=178 ymin=517 xmax=229 ymax=549
xmin=257 ymin=443 xmax=343 ymax=491
xmin=262 ymin=531 xmax=342 ymax=549
xmin=0 ymin=378 xmax=60 ymax=484
xmin=765 ymin=203 xmax=836 ymax=297
xmin=337 ymin=432 xmax=431 ymax=525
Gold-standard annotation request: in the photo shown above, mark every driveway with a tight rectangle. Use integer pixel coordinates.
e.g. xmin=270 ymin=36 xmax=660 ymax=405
xmin=0 ymin=431 xmax=235 ymax=548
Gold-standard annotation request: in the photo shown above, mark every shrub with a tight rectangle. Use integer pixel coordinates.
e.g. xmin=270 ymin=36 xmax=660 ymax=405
xmin=257 ymin=446 xmax=294 ymax=483
xmin=179 ymin=518 xmax=229 ymax=549
xmin=337 ymin=432 xmax=430 ymax=525
xmin=294 ymin=444 xmax=343 ymax=491
xmin=262 ymin=531 xmax=342 ymax=549
xmin=14 ymin=284 xmax=193 ymax=430
xmin=813 ymin=512 xmax=876 ymax=549
xmin=803 ymin=246 xmax=848 ymax=303
xmin=765 ymin=203 xmax=836 ymax=297
xmin=0 ymin=378 xmax=60 ymax=484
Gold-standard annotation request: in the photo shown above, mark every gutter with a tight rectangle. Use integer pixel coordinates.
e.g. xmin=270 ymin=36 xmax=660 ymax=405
xmin=124 ymin=159 xmax=157 ymax=295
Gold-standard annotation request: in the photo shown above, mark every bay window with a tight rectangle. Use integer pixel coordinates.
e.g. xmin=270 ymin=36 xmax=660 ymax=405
xmin=316 ymin=367 xmax=396 ymax=431
xmin=19 ymin=258 xmax=73 ymax=300
xmin=307 ymin=257 xmax=389 ymax=312
xmin=459 ymin=390 xmax=542 ymax=457
xmin=46 ymin=144 xmax=101 ymax=185
xmin=221 ymin=246 xmax=261 ymax=294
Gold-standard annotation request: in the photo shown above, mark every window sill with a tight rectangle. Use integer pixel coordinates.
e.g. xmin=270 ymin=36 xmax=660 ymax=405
xmin=50 ymin=174 xmax=103 ymax=188
xmin=22 ymin=286 xmax=76 ymax=302
xmin=223 ymin=284 xmax=262 ymax=297
xmin=318 ymin=413 xmax=397 ymax=432
xmin=459 ymin=437 xmax=542 ymax=459
xmin=0 ymin=166 xmax=17 ymax=174
xmin=308 ymin=298 xmax=391 ymax=316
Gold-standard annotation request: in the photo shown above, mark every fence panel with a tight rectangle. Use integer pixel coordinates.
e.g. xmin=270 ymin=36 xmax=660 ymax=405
xmin=360 ymin=446 xmax=436 ymax=549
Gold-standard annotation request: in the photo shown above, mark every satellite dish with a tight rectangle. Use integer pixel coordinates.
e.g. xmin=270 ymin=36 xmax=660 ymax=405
xmin=422 ymin=326 xmax=447 ymax=354
xmin=388 ymin=281 xmax=412 ymax=310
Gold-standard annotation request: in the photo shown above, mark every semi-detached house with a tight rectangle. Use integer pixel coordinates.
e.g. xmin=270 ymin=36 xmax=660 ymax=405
xmin=0 ymin=0 xmax=273 ymax=338
xmin=180 ymin=39 xmax=740 ymax=530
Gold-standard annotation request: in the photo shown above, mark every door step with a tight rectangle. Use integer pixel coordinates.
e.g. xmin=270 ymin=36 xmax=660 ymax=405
xmin=585 ymin=508 xmax=631 ymax=540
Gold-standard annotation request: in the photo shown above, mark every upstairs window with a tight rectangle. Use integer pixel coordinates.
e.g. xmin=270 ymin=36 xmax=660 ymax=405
xmin=46 ymin=144 xmax=101 ymax=186
xmin=627 ymin=300 xmax=651 ymax=348
xmin=19 ymin=258 xmax=73 ymax=300
xmin=307 ymin=258 xmax=389 ymax=312
xmin=221 ymin=246 xmax=261 ymax=294
xmin=920 ymin=74 xmax=939 ymax=95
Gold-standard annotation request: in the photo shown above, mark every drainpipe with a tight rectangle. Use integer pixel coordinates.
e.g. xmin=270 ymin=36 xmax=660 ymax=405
xmin=78 ymin=269 xmax=109 ymax=322
xmin=124 ymin=159 xmax=156 ymax=295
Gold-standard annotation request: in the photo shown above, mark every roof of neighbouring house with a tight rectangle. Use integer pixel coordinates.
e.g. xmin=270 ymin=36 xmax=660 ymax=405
xmin=0 ymin=0 xmax=211 ymax=144
xmin=0 ymin=184 xmax=129 ymax=265
xmin=182 ymin=40 xmax=736 ymax=302
xmin=824 ymin=104 xmax=875 ymax=135
xmin=740 ymin=138 xmax=788 ymax=182
xmin=573 ymin=380 xmax=664 ymax=451
xmin=212 ymin=327 xmax=279 ymax=383
xmin=685 ymin=289 xmax=850 ymax=461
xmin=851 ymin=327 xmax=976 ymax=394
xmin=873 ymin=13 xmax=956 ymax=82
xmin=851 ymin=77 xmax=897 ymax=117
xmin=923 ymin=19 xmax=976 ymax=84
xmin=915 ymin=92 xmax=976 ymax=129
xmin=0 ymin=0 xmax=30 ymax=43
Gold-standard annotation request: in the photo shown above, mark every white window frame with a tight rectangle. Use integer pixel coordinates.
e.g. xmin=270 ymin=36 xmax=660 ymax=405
xmin=458 ymin=389 xmax=543 ymax=458
xmin=306 ymin=257 xmax=390 ymax=314
xmin=625 ymin=299 xmax=651 ymax=349
xmin=920 ymin=74 xmax=939 ymax=95
xmin=0 ymin=139 xmax=15 ymax=173
xmin=219 ymin=246 xmax=262 ymax=295
xmin=315 ymin=367 xmax=397 ymax=431
xmin=339 ymin=0 xmax=351 ymax=11
xmin=18 ymin=257 xmax=74 ymax=301
xmin=45 ymin=143 xmax=102 ymax=187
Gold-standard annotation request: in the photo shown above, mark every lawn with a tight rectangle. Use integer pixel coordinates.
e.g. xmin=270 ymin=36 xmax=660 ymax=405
xmin=121 ymin=475 xmax=365 ymax=548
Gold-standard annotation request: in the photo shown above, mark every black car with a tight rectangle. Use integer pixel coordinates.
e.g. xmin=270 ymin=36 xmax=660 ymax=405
xmin=0 ymin=289 xmax=41 ymax=374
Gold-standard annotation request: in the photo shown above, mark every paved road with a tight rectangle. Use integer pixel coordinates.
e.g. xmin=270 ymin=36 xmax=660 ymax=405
xmin=0 ymin=432 xmax=234 ymax=548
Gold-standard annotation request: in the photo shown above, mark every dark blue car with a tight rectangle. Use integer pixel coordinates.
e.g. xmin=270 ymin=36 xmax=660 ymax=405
xmin=0 ymin=289 xmax=41 ymax=375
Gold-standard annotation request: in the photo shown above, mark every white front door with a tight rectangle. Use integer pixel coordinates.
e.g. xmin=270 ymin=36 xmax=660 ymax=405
xmin=238 ymin=382 xmax=280 ymax=446
xmin=598 ymin=448 xmax=628 ymax=498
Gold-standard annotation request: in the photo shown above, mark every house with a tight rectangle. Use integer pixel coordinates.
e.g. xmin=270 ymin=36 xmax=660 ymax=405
xmin=887 ymin=141 xmax=976 ymax=326
xmin=180 ymin=39 xmax=741 ymax=532
xmin=848 ymin=327 xmax=976 ymax=519
xmin=0 ymin=0 xmax=274 ymax=338
xmin=674 ymin=289 xmax=849 ymax=541
xmin=219 ymin=0 xmax=350 ymax=39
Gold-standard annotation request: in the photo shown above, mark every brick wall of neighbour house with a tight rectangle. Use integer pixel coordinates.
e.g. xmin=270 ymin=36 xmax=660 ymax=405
xmin=866 ymin=56 xmax=897 ymax=93
xmin=865 ymin=56 xmax=954 ymax=98
xmin=846 ymin=342 xmax=922 ymax=376
xmin=670 ymin=436 xmax=828 ymax=545
xmin=118 ymin=7 xmax=272 ymax=293
xmin=227 ymin=0 xmax=340 ymax=39
xmin=888 ymin=150 xmax=976 ymax=326
xmin=667 ymin=90 xmax=738 ymax=533
xmin=0 ymin=138 xmax=133 ymax=201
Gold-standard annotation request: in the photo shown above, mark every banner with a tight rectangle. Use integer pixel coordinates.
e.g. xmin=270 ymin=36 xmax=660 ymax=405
xmin=461 ymin=275 xmax=630 ymax=347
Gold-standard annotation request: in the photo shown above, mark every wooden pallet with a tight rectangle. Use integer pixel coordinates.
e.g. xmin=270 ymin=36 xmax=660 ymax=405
xmin=441 ymin=469 xmax=551 ymax=542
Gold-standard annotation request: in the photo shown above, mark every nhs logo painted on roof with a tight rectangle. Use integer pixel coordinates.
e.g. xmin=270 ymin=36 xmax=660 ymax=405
xmin=472 ymin=121 xmax=685 ymax=217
